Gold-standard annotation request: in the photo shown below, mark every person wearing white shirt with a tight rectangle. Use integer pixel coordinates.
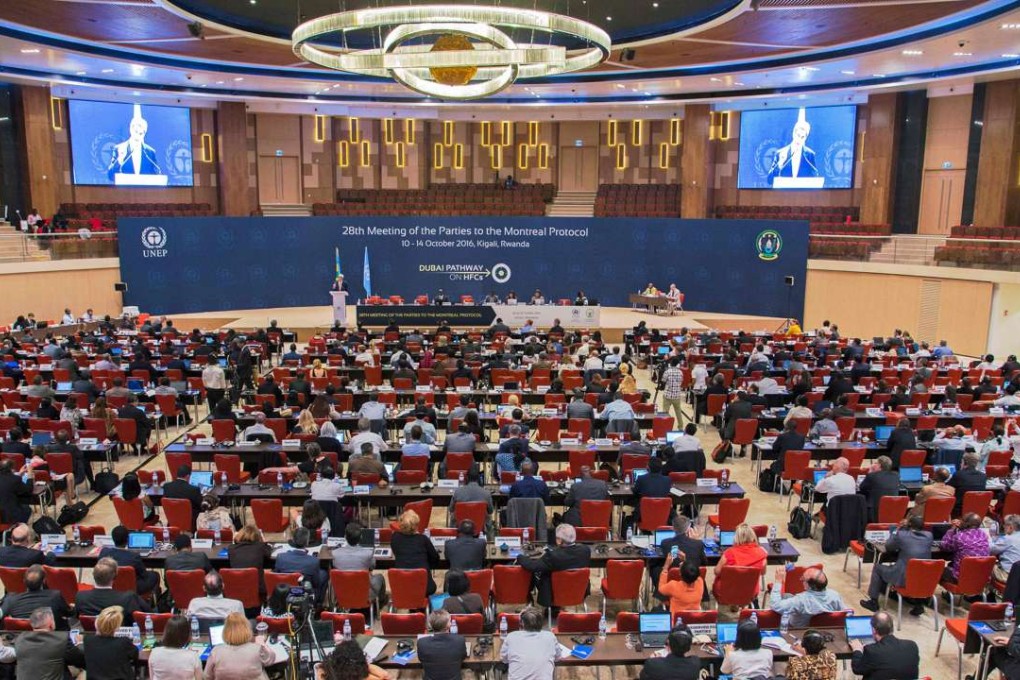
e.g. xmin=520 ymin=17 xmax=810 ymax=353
xmin=500 ymin=608 xmax=561 ymax=680
xmin=599 ymin=396 xmax=636 ymax=423
xmin=187 ymin=572 xmax=245 ymax=619
xmin=241 ymin=412 xmax=277 ymax=443
xmin=60 ymin=309 xmax=75 ymax=325
xmin=670 ymin=426 xmax=702 ymax=452
xmin=603 ymin=348 xmax=622 ymax=370
xmin=347 ymin=418 xmax=386 ymax=458
xmin=353 ymin=345 xmax=376 ymax=366
xmin=81 ymin=309 xmax=95 ymax=323
xmin=995 ymin=388 xmax=1020 ymax=408
xmin=310 ymin=466 xmax=344 ymax=502
xmin=202 ymin=360 xmax=227 ymax=409
xmin=813 ymin=457 xmax=857 ymax=504
xmin=691 ymin=363 xmax=709 ymax=392
xmin=583 ymin=355 xmax=604 ymax=371
xmin=756 ymin=376 xmax=781 ymax=395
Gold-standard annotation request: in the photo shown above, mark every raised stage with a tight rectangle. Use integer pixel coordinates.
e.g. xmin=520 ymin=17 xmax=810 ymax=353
xmin=170 ymin=305 xmax=787 ymax=343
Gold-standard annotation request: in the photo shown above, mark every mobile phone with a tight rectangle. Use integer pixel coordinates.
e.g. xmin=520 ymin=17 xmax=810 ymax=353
xmin=69 ymin=629 xmax=81 ymax=645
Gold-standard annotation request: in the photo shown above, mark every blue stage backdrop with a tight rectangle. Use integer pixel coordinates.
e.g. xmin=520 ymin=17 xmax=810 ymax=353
xmin=117 ymin=217 xmax=808 ymax=319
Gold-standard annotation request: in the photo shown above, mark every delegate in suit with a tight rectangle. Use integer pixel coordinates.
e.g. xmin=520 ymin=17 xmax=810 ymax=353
xmin=767 ymin=119 xmax=818 ymax=185
xmin=107 ymin=112 xmax=162 ymax=180
xmin=517 ymin=523 xmax=591 ymax=607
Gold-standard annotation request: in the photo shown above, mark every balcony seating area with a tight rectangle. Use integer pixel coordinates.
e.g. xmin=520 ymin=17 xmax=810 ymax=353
xmin=313 ymin=183 xmax=553 ymax=217
xmin=715 ymin=205 xmax=860 ymax=223
xmin=807 ymin=224 xmax=890 ymax=261
xmin=594 ymin=184 xmax=679 ymax=217
xmin=56 ymin=203 xmax=214 ymax=233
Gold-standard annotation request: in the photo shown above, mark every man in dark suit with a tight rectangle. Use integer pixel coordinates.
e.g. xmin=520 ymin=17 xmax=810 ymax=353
xmin=824 ymin=371 xmax=854 ymax=404
xmin=562 ymin=466 xmax=610 ymax=527
xmin=417 ymin=610 xmax=467 ymax=680
xmin=654 ymin=516 xmax=707 ymax=600
xmin=858 ymin=456 xmax=901 ymax=522
xmin=0 ymin=524 xmax=54 ymax=568
xmin=0 ymin=565 xmax=69 ymax=629
xmin=0 ymin=461 xmax=33 ymax=525
xmin=75 ymin=557 xmax=150 ymax=618
xmin=275 ymin=528 xmax=327 ymax=599
xmin=117 ymin=393 xmax=152 ymax=450
xmin=767 ymin=119 xmax=817 ymax=186
xmin=164 ymin=534 xmax=213 ymax=573
xmin=631 ymin=456 xmax=672 ymax=524
xmin=885 ymin=419 xmax=917 ymax=470
xmin=99 ymin=525 xmax=159 ymax=595
xmin=517 ymin=523 xmax=591 ymax=607
xmin=950 ymin=452 xmax=987 ymax=516
xmin=860 ymin=515 xmax=933 ymax=613
xmin=162 ymin=464 xmax=203 ymax=522
xmin=13 ymin=607 xmax=85 ymax=680
xmin=770 ymin=419 xmax=807 ymax=476
xmin=638 ymin=624 xmax=701 ymax=680
xmin=508 ymin=462 xmax=550 ymax=503
xmin=443 ymin=521 xmax=486 ymax=572
xmin=849 ymin=611 xmax=920 ymax=680
xmin=720 ymin=391 xmax=753 ymax=441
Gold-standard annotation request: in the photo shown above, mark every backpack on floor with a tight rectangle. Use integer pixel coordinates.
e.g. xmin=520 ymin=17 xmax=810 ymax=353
xmin=32 ymin=516 xmax=61 ymax=537
xmin=757 ymin=468 xmax=777 ymax=493
xmin=93 ymin=468 xmax=120 ymax=495
xmin=57 ymin=501 xmax=89 ymax=527
xmin=788 ymin=507 xmax=812 ymax=539
xmin=711 ymin=440 xmax=733 ymax=464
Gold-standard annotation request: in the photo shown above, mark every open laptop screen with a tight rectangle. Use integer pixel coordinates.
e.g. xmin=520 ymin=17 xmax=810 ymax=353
xmin=845 ymin=616 xmax=874 ymax=639
xmin=899 ymin=467 xmax=922 ymax=483
xmin=639 ymin=612 xmax=671 ymax=634
xmin=653 ymin=530 xmax=675 ymax=547
xmin=127 ymin=532 xmax=155 ymax=550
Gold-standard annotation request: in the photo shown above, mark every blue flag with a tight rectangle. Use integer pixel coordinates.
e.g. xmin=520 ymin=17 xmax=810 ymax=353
xmin=362 ymin=246 xmax=372 ymax=297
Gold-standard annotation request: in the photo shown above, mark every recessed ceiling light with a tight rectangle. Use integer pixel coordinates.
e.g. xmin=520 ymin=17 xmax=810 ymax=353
xmin=75 ymin=70 xmax=86 ymax=76
xmin=1003 ymin=53 xmax=1020 ymax=57
xmin=101 ymin=68 xmax=114 ymax=73
xmin=953 ymin=51 xmax=973 ymax=56
xmin=733 ymin=81 xmax=745 ymax=86
xmin=652 ymin=2 xmax=659 ymax=6
xmin=216 ymin=80 xmax=224 ymax=84
xmin=710 ymin=77 xmax=721 ymax=82
xmin=615 ymin=83 xmax=625 ymax=88
xmin=233 ymin=77 xmax=244 ymax=81
xmin=606 ymin=16 xmax=612 ymax=20
xmin=902 ymin=49 xmax=923 ymax=56
xmin=19 ymin=49 xmax=40 ymax=54
xmin=872 ymin=73 xmax=886 ymax=77
xmin=840 ymin=70 xmax=855 ymax=75
xmin=801 ymin=66 xmax=819 ymax=72
xmin=1002 ymin=23 xmax=1020 ymax=29
xmin=131 ymin=91 xmax=140 ymax=96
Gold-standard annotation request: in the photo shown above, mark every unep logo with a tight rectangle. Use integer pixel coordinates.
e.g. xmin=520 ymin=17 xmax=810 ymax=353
xmin=756 ymin=230 xmax=782 ymax=261
xmin=141 ymin=226 xmax=168 ymax=258
xmin=492 ymin=263 xmax=512 ymax=284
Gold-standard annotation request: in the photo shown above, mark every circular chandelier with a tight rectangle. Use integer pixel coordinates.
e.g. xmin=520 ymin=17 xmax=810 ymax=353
xmin=292 ymin=5 xmax=612 ymax=100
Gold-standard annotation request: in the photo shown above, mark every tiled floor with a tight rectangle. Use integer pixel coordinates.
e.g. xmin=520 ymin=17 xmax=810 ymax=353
xmin=72 ymin=357 xmax=963 ymax=680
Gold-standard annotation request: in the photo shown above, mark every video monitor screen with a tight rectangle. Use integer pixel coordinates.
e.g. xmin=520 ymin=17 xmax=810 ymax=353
xmin=68 ymin=100 xmax=193 ymax=187
xmin=737 ymin=105 xmax=857 ymax=190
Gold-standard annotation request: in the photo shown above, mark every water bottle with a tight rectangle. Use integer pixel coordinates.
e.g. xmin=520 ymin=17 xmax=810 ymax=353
xmin=277 ymin=471 xmax=284 ymax=488
xmin=768 ymin=525 xmax=777 ymax=541
xmin=190 ymin=616 xmax=200 ymax=641
xmin=162 ymin=525 xmax=170 ymax=542
xmin=674 ymin=615 xmax=683 ymax=627
xmin=750 ymin=612 xmax=758 ymax=626
xmin=214 ymin=527 xmax=222 ymax=544
xmin=221 ymin=471 xmax=228 ymax=487
xmin=374 ymin=528 xmax=380 ymax=545
xmin=152 ymin=471 xmax=161 ymax=488
xmin=144 ymin=615 xmax=154 ymax=642
xmin=626 ymin=526 xmax=634 ymax=544
xmin=598 ymin=614 xmax=608 ymax=640
xmin=342 ymin=618 xmax=352 ymax=641
xmin=73 ymin=524 xmax=81 ymax=544
xmin=450 ymin=618 xmax=459 ymax=635
xmin=499 ymin=616 xmax=508 ymax=638
xmin=458 ymin=471 xmax=465 ymax=485
xmin=131 ymin=622 xmax=141 ymax=646
xmin=256 ymin=621 xmax=269 ymax=639
xmin=625 ymin=472 xmax=632 ymax=485
xmin=720 ymin=469 xmax=729 ymax=486
xmin=1007 ymin=603 xmax=1014 ymax=622
xmin=780 ymin=613 xmax=790 ymax=634
xmin=522 ymin=527 xmax=530 ymax=544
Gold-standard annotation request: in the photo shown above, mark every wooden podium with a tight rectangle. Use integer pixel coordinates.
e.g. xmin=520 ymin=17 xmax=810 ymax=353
xmin=331 ymin=291 xmax=347 ymax=325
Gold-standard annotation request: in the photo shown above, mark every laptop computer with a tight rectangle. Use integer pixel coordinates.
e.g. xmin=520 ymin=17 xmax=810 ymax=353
xmin=812 ymin=469 xmax=828 ymax=485
xmin=874 ymin=425 xmax=894 ymax=443
xmin=665 ymin=430 xmax=683 ymax=445
xmin=845 ymin=615 xmax=874 ymax=642
xmin=170 ymin=380 xmax=188 ymax=392
xmin=56 ymin=381 xmax=72 ymax=392
xmin=719 ymin=530 xmax=736 ymax=548
xmin=935 ymin=464 xmax=957 ymax=479
xmin=218 ymin=358 xmax=228 ymax=368
xmin=189 ymin=471 xmax=214 ymax=490
xmin=657 ymin=346 xmax=670 ymax=356
xmin=127 ymin=378 xmax=145 ymax=390
xmin=638 ymin=612 xmax=671 ymax=648
xmin=900 ymin=467 xmax=923 ymax=483
xmin=127 ymin=532 xmax=155 ymax=550
xmin=31 ymin=431 xmax=53 ymax=447
xmin=717 ymin=622 xmax=738 ymax=645
xmin=429 ymin=593 xmax=447 ymax=611
xmin=653 ymin=529 xmax=675 ymax=547
xmin=632 ymin=468 xmax=649 ymax=482
xmin=110 ymin=347 xmax=123 ymax=356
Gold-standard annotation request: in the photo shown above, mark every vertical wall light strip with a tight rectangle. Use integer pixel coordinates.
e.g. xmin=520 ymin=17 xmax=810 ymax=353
xmin=404 ymin=119 xmax=416 ymax=144
xmin=490 ymin=145 xmax=503 ymax=169
xmin=718 ymin=112 xmax=731 ymax=141
xmin=337 ymin=141 xmax=350 ymax=167
xmin=616 ymin=144 xmax=627 ymax=170
xmin=669 ymin=118 xmax=681 ymax=146
xmin=517 ymin=143 xmax=529 ymax=170
xmin=314 ymin=115 xmax=326 ymax=142
xmin=607 ymin=120 xmax=618 ymax=147
xmin=50 ymin=97 xmax=63 ymax=130
xmin=537 ymin=143 xmax=549 ymax=169
xmin=443 ymin=121 xmax=454 ymax=147
xmin=631 ymin=119 xmax=643 ymax=146
xmin=658 ymin=142 xmax=669 ymax=169
xmin=201 ymin=133 xmax=214 ymax=162
xmin=481 ymin=121 xmax=492 ymax=147
xmin=433 ymin=143 xmax=444 ymax=169
xmin=383 ymin=118 xmax=394 ymax=145
xmin=348 ymin=117 xmax=360 ymax=143
xmin=453 ymin=143 xmax=464 ymax=169
xmin=528 ymin=121 xmax=539 ymax=147
xmin=500 ymin=121 xmax=512 ymax=146
xmin=359 ymin=139 xmax=370 ymax=166
xmin=395 ymin=141 xmax=406 ymax=168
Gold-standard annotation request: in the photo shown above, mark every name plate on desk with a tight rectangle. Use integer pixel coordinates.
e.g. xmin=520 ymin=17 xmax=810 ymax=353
xmin=237 ymin=440 xmax=257 ymax=447
xmin=78 ymin=438 xmax=98 ymax=446
xmin=431 ymin=536 xmax=453 ymax=548
xmin=991 ymin=407 xmax=1006 ymax=416
xmin=437 ymin=479 xmax=459 ymax=489
xmin=373 ymin=547 xmax=393 ymax=558
xmin=456 ymin=386 xmax=471 ymax=393
xmin=594 ymin=438 xmax=612 ymax=446
xmin=560 ymin=438 xmax=579 ymax=445
xmin=94 ymin=535 xmax=114 ymax=547
xmin=415 ymin=385 xmax=431 ymax=393
xmin=819 ymin=436 xmax=839 ymax=446
xmin=195 ymin=437 xmax=214 ymax=446
xmin=541 ymin=409 xmax=558 ymax=416
xmin=326 ymin=537 xmax=343 ymax=548
xmin=41 ymin=534 xmax=66 ymax=548
xmin=281 ymin=439 xmax=302 ymax=448
xmin=905 ymin=408 xmax=921 ymax=416
xmin=864 ymin=530 xmax=890 ymax=543
xmin=352 ymin=485 xmax=371 ymax=495
xmin=865 ymin=408 xmax=884 ymax=418
xmin=688 ymin=624 xmax=715 ymax=638
xmin=496 ymin=536 xmax=522 ymax=549
xmin=696 ymin=478 xmax=716 ymax=487
xmin=192 ymin=539 xmax=213 ymax=549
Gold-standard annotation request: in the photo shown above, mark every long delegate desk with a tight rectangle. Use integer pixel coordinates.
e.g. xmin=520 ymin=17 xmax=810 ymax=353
xmin=144 ymin=478 xmax=747 ymax=509
xmin=754 ymin=408 xmax=1006 ymax=431
xmin=50 ymin=535 xmax=796 ymax=571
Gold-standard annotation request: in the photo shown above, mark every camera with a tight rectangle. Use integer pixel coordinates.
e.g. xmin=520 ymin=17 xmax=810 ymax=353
xmin=286 ymin=583 xmax=314 ymax=619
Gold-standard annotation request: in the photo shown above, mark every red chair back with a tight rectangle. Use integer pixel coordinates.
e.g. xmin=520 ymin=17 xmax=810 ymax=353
xmin=0 ymin=567 xmax=26 ymax=594
xmin=2 ymin=617 xmax=31 ymax=631
xmin=389 ymin=569 xmax=428 ymax=610
xmin=782 ymin=563 xmax=823 ymax=596
xmin=899 ymin=450 xmax=926 ymax=468
xmin=265 ymin=571 xmax=302 ymax=594
xmin=733 ymin=419 xmax=758 ymax=446
xmin=380 ymin=612 xmax=426 ymax=635
xmin=166 ymin=569 xmax=206 ymax=610
xmin=131 ymin=612 xmax=174 ymax=633
xmin=493 ymin=565 xmax=532 ymax=605
xmin=466 ymin=569 xmax=493 ymax=608
xmin=251 ymin=498 xmax=288 ymax=534
xmin=453 ymin=502 xmax=488 ymax=530
xmin=715 ymin=498 xmax=751 ymax=531
xmin=550 ymin=568 xmax=590 ymax=608
xmin=220 ymin=568 xmax=262 ymax=609
xmin=112 ymin=497 xmax=146 ymax=531
xmin=114 ymin=418 xmax=138 ymax=444
xmin=782 ymin=451 xmax=811 ymax=481
xmin=674 ymin=610 xmax=718 ymax=625
xmin=450 ymin=613 xmax=485 ymax=634
xmin=898 ymin=559 xmax=945 ymax=598
xmin=162 ymin=498 xmax=195 ymax=532
xmin=922 ymin=497 xmax=954 ymax=524
xmin=320 ymin=612 xmax=367 ymax=635
xmin=496 ymin=612 xmax=522 ymax=633
xmin=567 ymin=419 xmax=592 ymax=441
xmin=213 ymin=454 xmax=248 ymax=483
xmin=602 ymin=560 xmax=643 ymax=600
xmin=949 ymin=556 xmax=998 ymax=596
xmin=555 ymin=612 xmax=602 ymax=633
xmin=579 ymin=500 xmax=612 ymax=529
xmin=714 ymin=567 xmax=761 ymax=607
xmin=113 ymin=567 xmax=137 ymax=593
xmin=41 ymin=567 xmax=84 ymax=607
xmin=876 ymin=496 xmax=909 ymax=524
xmin=211 ymin=420 xmax=237 ymax=443
xmin=961 ymin=491 xmax=994 ymax=518
xmin=638 ymin=498 xmax=673 ymax=533
xmin=808 ymin=611 xmax=849 ymax=627
xmin=738 ymin=609 xmax=781 ymax=628
xmin=331 ymin=570 xmax=372 ymax=610
xmin=403 ymin=499 xmax=433 ymax=530
xmin=568 ymin=450 xmax=596 ymax=477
